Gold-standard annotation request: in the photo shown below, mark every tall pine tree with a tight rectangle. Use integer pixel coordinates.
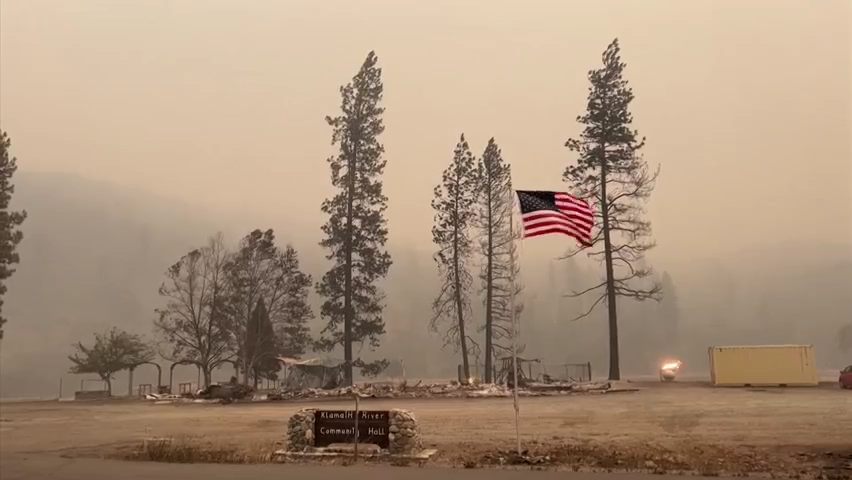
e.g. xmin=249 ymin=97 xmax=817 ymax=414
xmin=431 ymin=134 xmax=479 ymax=381
xmin=475 ymin=138 xmax=523 ymax=382
xmin=317 ymin=52 xmax=391 ymax=383
xmin=563 ymin=39 xmax=661 ymax=380
xmin=0 ymin=130 xmax=26 ymax=341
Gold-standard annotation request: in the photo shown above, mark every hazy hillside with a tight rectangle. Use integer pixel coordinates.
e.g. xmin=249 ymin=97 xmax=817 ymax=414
xmin=0 ymin=172 xmax=451 ymax=398
xmin=0 ymin=173 xmax=224 ymax=396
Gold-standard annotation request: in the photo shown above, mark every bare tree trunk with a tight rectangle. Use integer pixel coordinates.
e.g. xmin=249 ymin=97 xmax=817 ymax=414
xmin=484 ymin=233 xmax=494 ymax=383
xmin=600 ymin=148 xmax=621 ymax=381
xmin=454 ymin=228 xmax=471 ymax=381
xmin=127 ymin=367 xmax=135 ymax=396
xmin=343 ymin=142 xmax=358 ymax=387
xmin=201 ymin=365 xmax=212 ymax=388
xmin=242 ymin=353 xmax=251 ymax=385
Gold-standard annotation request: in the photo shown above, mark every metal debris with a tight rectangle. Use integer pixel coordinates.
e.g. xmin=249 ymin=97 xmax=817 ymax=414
xmin=268 ymin=380 xmax=621 ymax=401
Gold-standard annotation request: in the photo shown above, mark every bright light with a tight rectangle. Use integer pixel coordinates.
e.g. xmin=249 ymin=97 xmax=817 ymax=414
xmin=661 ymin=361 xmax=682 ymax=371
xmin=659 ymin=360 xmax=682 ymax=382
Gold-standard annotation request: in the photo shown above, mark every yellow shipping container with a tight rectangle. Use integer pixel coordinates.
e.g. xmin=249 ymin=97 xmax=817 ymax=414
xmin=708 ymin=344 xmax=818 ymax=387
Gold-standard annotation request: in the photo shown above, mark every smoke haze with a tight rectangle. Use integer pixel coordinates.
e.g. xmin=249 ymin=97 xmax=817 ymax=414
xmin=1 ymin=0 xmax=850 ymax=397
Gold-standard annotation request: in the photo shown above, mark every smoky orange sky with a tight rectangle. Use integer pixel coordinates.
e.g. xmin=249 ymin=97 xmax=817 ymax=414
xmin=1 ymin=0 xmax=850 ymax=265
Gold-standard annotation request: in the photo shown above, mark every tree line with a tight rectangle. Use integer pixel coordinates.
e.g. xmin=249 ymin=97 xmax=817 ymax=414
xmin=429 ymin=38 xmax=661 ymax=381
xmin=63 ymin=52 xmax=392 ymax=391
xmin=431 ymin=135 xmax=523 ymax=382
xmin=2 ymin=37 xmax=676 ymax=389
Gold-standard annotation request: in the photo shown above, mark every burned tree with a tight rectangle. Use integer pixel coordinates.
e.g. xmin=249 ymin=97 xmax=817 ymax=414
xmin=563 ymin=38 xmax=661 ymax=380
xmin=316 ymin=51 xmax=392 ymax=383
xmin=475 ymin=138 xmax=524 ymax=382
xmin=155 ymin=233 xmax=233 ymax=387
xmin=431 ymin=134 xmax=479 ymax=380
xmin=69 ymin=328 xmax=153 ymax=395
xmin=225 ymin=229 xmax=313 ymax=385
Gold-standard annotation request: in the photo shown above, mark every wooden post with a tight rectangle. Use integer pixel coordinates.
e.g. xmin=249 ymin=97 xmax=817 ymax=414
xmin=353 ymin=394 xmax=360 ymax=459
xmin=58 ymin=378 xmax=63 ymax=400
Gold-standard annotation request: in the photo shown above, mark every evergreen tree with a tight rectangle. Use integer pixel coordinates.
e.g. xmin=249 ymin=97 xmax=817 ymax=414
xmin=474 ymin=138 xmax=523 ymax=382
xmin=431 ymin=134 xmax=479 ymax=381
xmin=316 ymin=51 xmax=392 ymax=383
xmin=0 ymin=131 xmax=27 ymax=340
xmin=563 ymin=39 xmax=661 ymax=380
xmin=246 ymin=298 xmax=280 ymax=385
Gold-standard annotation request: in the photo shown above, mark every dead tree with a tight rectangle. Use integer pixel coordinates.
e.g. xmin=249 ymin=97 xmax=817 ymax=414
xmin=475 ymin=138 xmax=524 ymax=382
xmin=155 ymin=233 xmax=234 ymax=387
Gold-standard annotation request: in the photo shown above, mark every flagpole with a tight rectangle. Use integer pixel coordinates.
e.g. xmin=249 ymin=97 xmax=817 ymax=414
xmin=508 ymin=190 xmax=521 ymax=457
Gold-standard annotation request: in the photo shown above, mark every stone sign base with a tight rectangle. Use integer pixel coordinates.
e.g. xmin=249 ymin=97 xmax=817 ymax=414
xmin=286 ymin=407 xmax=426 ymax=457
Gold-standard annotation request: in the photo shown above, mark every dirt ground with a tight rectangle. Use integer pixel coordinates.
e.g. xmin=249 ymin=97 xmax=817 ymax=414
xmin=1 ymin=383 xmax=850 ymax=477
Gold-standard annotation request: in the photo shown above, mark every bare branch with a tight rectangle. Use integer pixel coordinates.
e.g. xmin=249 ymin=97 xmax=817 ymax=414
xmin=565 ymin=279 xmax=607 ymax=298
xmin=558 ymin=38 xmax=663 ymax=365
xmin=569 ymin=292 xmax=608 ymax=322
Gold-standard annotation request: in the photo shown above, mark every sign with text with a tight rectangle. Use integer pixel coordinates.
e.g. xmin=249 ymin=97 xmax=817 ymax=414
xmin=314 ymin=410 xmax=390 ymax=448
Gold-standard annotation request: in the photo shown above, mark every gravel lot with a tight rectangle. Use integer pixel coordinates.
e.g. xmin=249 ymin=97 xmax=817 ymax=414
xmin=2 ymin=383 xmax=850 ymax=477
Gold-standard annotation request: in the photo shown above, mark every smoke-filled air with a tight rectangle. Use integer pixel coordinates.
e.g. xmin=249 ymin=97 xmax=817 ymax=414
xmin=0 ymin=0 xmax=850 ymax=399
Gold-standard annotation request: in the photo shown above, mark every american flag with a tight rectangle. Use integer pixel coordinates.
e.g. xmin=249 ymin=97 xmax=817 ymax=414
xmin=515 ymin=190 xmax=595 ymax=246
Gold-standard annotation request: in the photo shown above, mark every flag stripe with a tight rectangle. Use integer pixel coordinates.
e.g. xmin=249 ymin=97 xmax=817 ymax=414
xmin=523 ymin=209 xmax=593 ymax=232
xmin=522 ymin=214 xmax=589 ymax=241
xmin=524 ymin=226 xmax=589 ymax=242
xmin=522 ymin=212 xmax=592 ymax=235
xmin=515 ymin=190 xmax=594 ymax=246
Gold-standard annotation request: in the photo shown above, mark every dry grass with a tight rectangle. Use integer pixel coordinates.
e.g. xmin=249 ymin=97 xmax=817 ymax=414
xmin=111 ymin=434 xmax=850 ymax=477
xmin=124 ymin=437 xmax=278 ymax=464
